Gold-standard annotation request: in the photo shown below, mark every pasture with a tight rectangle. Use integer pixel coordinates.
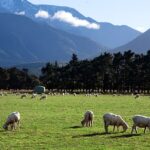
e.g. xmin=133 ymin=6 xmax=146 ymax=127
xmin=0 ymin=94 xmax=150 ymax=150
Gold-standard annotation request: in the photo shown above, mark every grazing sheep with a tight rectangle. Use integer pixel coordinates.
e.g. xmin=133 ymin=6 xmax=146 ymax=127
xmin=40 ymin=95 xmax=47 ymax=100
xmin=31 ymin=93 xmax=37 ymax=99
xmin=0 ymin=93 xmax=3 ymax=96
xmin=21 ymin=94 xmax=27 ymax=99
xmin=81 ymin=111 xmax=94 ymax=127
xmin=103 ymin=113 xmax=129 ymax=133
xmin=3 ymin=112 xmax=20 ymax=130
xmin=135 ymin=94 xmax=140 ymax=99
xmin=131 ymin=115 xmax=150 ymax=134
xmin=73 ymin=93 xmax=76 ymax=96
xmin=94 ymin=94 xmax=98 ymax=97
xmin=4 ymin=93 xmax=7 ymax=96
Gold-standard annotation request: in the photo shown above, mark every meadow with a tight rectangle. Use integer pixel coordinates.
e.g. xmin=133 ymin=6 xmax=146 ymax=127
xmin=0 ymin=94 xmax=150 ymax=150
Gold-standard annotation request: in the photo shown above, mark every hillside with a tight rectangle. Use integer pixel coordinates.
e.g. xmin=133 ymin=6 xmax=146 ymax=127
xmin=0 ymin=13 xmax=103 ymax=65
xmin=114 ymin=29 xmax=150 ymax=53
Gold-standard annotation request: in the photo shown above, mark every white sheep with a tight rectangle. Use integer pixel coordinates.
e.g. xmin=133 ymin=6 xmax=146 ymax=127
xmin=21 ymin=94 xmax=27 ymax=99
xmin=3 ymin=112 xmax=20 ymax=130
xmin=131 ymin=115 xmax=150 ymax=134
xmin=103 ymin=113 xmax=129 ymax=133
xmin=73 ymin=93 xmax=76 ymax=96
xmin=31 ymin=93 xmax=37 ymax=99
xmin=40 ymin=95 xmax=47 ymax=100
xmin=0 ymin=93 xmax=3 ymax=96
xmin=81 ymin=110 xmax=94 ymax=127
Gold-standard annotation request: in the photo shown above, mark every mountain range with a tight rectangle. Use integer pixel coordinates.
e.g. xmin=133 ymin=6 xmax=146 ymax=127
xmin=114 ymin=29 xmax=150 ymax=53
xmin=0 ymin=0 xmax=141 ymax=48
xmin=0 ymin=0 xmax=149 ymax=67
xmin=0 ymin=13 xmax=103 ymax=66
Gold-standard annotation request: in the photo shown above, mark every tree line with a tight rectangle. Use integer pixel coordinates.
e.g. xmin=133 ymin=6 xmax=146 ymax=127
xmin=0 ymin=67 xmax=40 ymax=89
xmin=0 ymin=50 xmax=150 ymax=93
xmin=40 ymin=50 xmax=150 ymax=93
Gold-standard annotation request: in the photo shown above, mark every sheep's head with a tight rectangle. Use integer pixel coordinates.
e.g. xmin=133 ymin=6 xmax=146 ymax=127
xmin=122 ymin=122 xmax=129 ymax=132
xmin=3 ymin=124 xmax=8 ymax=130
xmin=81 ymin=119 xmax=85 ymax=127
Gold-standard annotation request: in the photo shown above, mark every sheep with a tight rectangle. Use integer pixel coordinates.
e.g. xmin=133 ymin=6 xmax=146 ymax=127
xmin=31 ymin=93 xmax=37 ymax=99
xmin=73 ymin=93 xmax=76 ymax=96
xmin=3 ymin=112 xmax=20 ymax=130
xmin=103 ymin=113 xmax=129 ymax=133
xmin=94 ymin=94 xmax=98 ymax=97
xmin=131 ymin=115 xmax=150 ymax=134
xmin=0 ymin=93 xmax=3 ymax=96
xmin=81 ymin=111 xmax=94 ymax=127
xmin=21 ymin=94 xmax=27 ymax=99
xmin=40 ymin=95 xmax=47 ymax=100
xmin=135 ymin=94 xmax=140 ymax=99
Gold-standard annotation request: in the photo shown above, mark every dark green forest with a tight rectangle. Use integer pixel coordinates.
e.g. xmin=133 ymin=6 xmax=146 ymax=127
xmin=0 ymin=50 xmax=150 ymax=93
xmin=40 ymin=50 xmax=150 ymax=93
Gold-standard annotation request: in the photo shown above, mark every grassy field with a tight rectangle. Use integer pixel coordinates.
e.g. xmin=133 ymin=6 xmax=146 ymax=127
xmin=0 ymin=94 xmax=150 ymax=150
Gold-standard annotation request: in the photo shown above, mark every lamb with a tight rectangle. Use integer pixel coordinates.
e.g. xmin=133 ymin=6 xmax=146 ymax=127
xmin=103 ymin=113 xmax=129 ymax=133
xmin=131 ymin=115 xmax=150 ymax=134
xmin=21 ymin=94 xmax=27 ymax=99
xmin=3 ymin=112 xmax=20 ymax=130
xmin=40 ymin=95 xmax=47 ymax=100
xmin=81 ymin=111 xmax=94 ymax=127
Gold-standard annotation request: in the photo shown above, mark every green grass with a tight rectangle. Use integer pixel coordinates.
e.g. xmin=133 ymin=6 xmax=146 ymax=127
xmin=0 ymin=94 xmax=150 ymax=150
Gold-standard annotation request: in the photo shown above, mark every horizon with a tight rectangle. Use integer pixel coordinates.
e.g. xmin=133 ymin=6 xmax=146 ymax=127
xmin=29 ymin=0 xmax=150 ymax=32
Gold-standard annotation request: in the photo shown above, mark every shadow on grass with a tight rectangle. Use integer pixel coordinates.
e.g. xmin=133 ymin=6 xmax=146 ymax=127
xmin=72 ymin=132 xmax=108 ymax=138
xmin=109 ymin=133 xmax=141 ymax=138
xmin=69 ymin=126 xmax=82 ymax=129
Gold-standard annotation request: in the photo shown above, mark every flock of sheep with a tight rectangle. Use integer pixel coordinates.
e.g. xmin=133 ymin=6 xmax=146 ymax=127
xmin=3 ymin=110 xmax=150 ymax=135
xmin=81 ymin=111 xmax=150 ymax=134
xmin=1 ymin=92 xmax=149 ymax=136
xmin=20 ymin=93 xmax=47 ymax=100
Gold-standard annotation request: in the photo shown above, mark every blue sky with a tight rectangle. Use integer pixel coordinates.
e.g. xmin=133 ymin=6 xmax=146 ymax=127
xmin=29 ymin=0 xmax=150 ymax=32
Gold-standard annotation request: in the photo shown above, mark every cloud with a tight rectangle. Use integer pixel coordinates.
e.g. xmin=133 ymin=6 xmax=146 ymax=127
xmin=51 ymin=11 xmax=100 ymax=30
xmin=15 ymin=11 xmax=25 ymax=15
xmin=35 ymin=10 xmax=50 ymax=19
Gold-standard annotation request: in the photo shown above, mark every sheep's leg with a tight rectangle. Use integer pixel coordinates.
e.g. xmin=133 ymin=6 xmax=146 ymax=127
xmin=10 ymin=124 xmax=14 ymax=131
xmin=135 ymin=126 xmax=138 ymax=134
xmin=17 ymin=120 xmax=20 ymax=128
xmin=131 ymin=125 xmax=136 ymax=134
xmin=144 ymin=127 xmax=146 ymax=134
xmin=117 ymin=126 xmax=119 ymax=132
xmin=104 ymin=121 xmax=109 ymax=133
xmin=86 ymin=121 xmax=88 ymax=127
xmin=113 ymin=125 xmax=115 ymax=132
xmin=14 ymin=123 xmax=17 ymax=130
xmin=87 ymin=121 xmax=89 ymax=127
xmin=90 ymin=120 xmax=93 ymax=127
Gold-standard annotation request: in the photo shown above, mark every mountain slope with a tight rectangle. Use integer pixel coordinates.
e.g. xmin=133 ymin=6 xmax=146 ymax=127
xmin=0 ymin=0 xmax=141 ymax=49
xmin=114 ymin=29 xmax=150 ymax=53
xmin=0 ymin=13 xmax=103 ymax=66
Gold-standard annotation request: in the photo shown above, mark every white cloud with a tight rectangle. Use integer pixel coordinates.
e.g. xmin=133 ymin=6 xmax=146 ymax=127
xmin=35 ymin=10 xmax=50 ymax=19
xmin=15 ymin=11 xmax=25 ymax=15
xmin=136 ymin=26 xmax=146 ymax=32
xmin=51 ymin=11 xmax=100 ymax=30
